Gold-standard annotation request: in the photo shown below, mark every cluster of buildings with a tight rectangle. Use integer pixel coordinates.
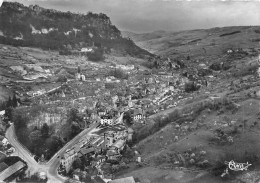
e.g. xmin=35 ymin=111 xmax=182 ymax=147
xmin=17 ymin=61 xmax=195 ymax=182
xmin=56 ymin=68 xmax=191 ymax=182
xmin=0 ymin=160 xmax=27 ymax=182
xmin=59 ymin=124 xmax=133 ymax=174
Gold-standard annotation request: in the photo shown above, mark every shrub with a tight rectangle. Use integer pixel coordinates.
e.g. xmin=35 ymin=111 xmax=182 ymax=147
xmin=254 ymin=29 xmax=260 ymax=34
xmin=209 ymin=62 xmax=222 ymax=71
xmin=87 ymin=48 xmax=104 ymax=61
xmin=197 ymin=68 xmax=212 ymax=77
xmin=219 ymin=31 xmax=241 ymax=37
xmin=105 ymin=83 xmax=116 ymax=89
xmin=184 ymin=82 xmax=200 ymax=93
xmin=141 ymin=61 xmax=154 ymax=69
xmin=108 ymin=69 xmax=128 ymax=79
xmin=57 ymin=75 xmax=67 ymax=83
xmin=59 ymin=49 xmax=71 ymax=55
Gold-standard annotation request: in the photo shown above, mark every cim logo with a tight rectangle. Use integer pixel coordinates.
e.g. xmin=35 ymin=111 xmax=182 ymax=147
xmin=225 ymin=160 xmax=252 ymax=171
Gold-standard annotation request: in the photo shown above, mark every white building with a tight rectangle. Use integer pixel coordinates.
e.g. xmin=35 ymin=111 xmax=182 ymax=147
xmin=100 ymin=115 xmax=113 ymax=126
xmin=2 ymin=138 xmax=9 ymax=147
xmin=0 ymin=111 xmax=5 ymax=116
xmin=116 ymin=65 xmax=135 ymax=71
xmin=109 ymin=139 xmax=126 ymax=154
xmin=27 ymin=89 xmax=46 ymax=97
xmin=60 ymin=148 xmax=78 ymax=173
xmin=80 ymin=75 xmax=85 ymax=81
xmin=81 ymin=48 xmax=93 ymax=53
xmin=75 ymin=73 xmax=81 ymax=80
xmin=133 ymin=108 xmax=145 ymax=121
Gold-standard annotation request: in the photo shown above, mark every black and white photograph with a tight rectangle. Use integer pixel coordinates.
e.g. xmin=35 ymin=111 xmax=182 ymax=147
xmin=0 ymin=0 xmax=260 ymax=182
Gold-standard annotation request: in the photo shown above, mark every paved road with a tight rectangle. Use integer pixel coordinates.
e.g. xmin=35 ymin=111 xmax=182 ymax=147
xmin=6 ymin=124 xmax=39 ymax=174
xmin=6 ymin=122 xmax=100 ymax=183
xmin=46 ymin=123 xmax=100 ymax=182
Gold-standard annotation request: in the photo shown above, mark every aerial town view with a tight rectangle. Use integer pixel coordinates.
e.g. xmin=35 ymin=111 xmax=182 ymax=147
xmin=0 ymin=0 xmax=260 ymax=182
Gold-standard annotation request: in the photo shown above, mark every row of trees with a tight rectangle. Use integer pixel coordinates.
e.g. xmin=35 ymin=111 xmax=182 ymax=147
xmin=0 ymin=94 xmax=19 ymax=111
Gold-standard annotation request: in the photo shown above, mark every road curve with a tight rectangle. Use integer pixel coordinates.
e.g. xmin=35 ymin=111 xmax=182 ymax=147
xmin=6 ymin=122 xmax=100 ymax=183
xmin=46 ymin=122 xmax=100 ymax=182
xmin=6 ymin=124 xmax=39 ymax=174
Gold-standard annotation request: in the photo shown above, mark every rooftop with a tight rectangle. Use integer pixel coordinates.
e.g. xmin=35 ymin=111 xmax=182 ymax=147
xmin=111 ymin=139 xmax=125 ymax=149
xmin=0 ymin=161 xmax=26 ymax=181
xmin=63 ymin=148 xmax=77 ymax=159
xmin=0 ymin=162 xmax=8 ymax=173
xmin=109 ymin=176 xmax=135 ymax=183
xmin=78 ymin=147 xmax=95 ymax=157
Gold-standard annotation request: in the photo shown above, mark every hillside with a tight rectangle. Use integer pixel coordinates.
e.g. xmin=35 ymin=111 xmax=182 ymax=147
xmin=119 ymin=27 xmax=260 ymax=183
xmin=0 ymin=2 xmax=152 ymax=58
xmin=122 ymin=26 xmax=260 ymax=58
xmin=1 ymin=2 xmax=260 ymax=182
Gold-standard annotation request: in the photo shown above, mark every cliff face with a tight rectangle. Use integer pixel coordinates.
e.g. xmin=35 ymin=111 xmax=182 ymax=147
xmin=0 ymin=2 xmax=152 ymax=58
xmin=29 ymin=112 xmax=65 ymax=129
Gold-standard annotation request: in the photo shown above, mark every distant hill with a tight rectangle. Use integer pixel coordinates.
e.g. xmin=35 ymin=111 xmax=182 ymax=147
xmin=0 ymin=2 xmax=153 ymax=58
xmin=122 ymin=26 xmax=260 ymax=58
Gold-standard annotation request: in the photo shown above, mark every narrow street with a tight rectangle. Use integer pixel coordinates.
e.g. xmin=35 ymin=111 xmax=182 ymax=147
xmin=6 ymin=124 xmax=39 ymax=174
xmin=5 ymin=122 xmax=100 ymax=183
xmin=46 ymin=123 xmax=100 ymax=182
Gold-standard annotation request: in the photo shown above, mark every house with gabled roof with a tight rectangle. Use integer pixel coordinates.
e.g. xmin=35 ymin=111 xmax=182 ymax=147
xmin=78 ymin=147 xmax=95 ymax=159
xmin=110 ymin=139 xmax=126 ymax=154
xmin=0 ymin=161 xmax=26 ymax=182
xmin=100 ymin=115 xmax=113 ymax=126
xmin=60 ymin=148 xmax=78 ymax=173
xmin=133 ymin=108 xmax=145 ymax=122
xmin=106 ymin=139 xmax=126 ymax=161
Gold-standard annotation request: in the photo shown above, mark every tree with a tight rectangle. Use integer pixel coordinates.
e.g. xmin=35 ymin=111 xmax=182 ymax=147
xmin=184 ymin=81 xmax=200 ymax=93
xmin=6 ymin=96 xmax=12 ymax=108
xmin=72 ymin=157 xmax=83 ymax=170
xmin=4 ymin=107 xmax=13 ymax=122
xmin=41 ymin=123 xmax=49 ymax=138
xmin=77 ymin=66 xmax=81 ymax=73
xmin=13 ymin=110 xmax=28 ymax=130
xmin=29 ymin=130 xmax=42 ymax=151
xmin=70 ymin=122 xmax=81 ymax=138
xmin=12 ymin=94 xmax=18 ymax=108
xmin=87 ymin=48 xmax=104 ymax=61
xmin=17 ymin=127 xmax=30 ymax=146
xmin=45 ymin=135 xmax=62 ymax=159
xmin=0 ymin=101 xmax=6 ymax=111
xmin=110 ymin=69 xmax=128 ymax=79
xmin=17 ymin=172 xmax=47 ymax=183
xmin=153 ymin=60 xmax=158 ymax=69
xmin=123 ymin=111 xmax=132 ymax=125
xmin=67 ymin=108 xmax=80 ymax=124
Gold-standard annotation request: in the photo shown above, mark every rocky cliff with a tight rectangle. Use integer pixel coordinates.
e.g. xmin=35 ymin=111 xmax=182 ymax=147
xmin=0 ymin=2 xmax=153 ymax=58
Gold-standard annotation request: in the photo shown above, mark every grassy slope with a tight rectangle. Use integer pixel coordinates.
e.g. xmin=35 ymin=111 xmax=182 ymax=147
xmin=122 ymin=26 xmax=260 ymax=58
xmin=119 ymin=26 xmax=260 ymax=182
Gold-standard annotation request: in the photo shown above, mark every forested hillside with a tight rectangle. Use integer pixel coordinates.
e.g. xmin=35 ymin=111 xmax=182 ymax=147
xmin=0 ymin=2 xmax=152 ymax=58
